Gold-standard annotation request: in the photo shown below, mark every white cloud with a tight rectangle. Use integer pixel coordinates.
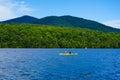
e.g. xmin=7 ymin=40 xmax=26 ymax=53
xmin=0 ymin=0 xmax=32 ymax=21
xmin=103 ymin=20 xmax=120 ymax=29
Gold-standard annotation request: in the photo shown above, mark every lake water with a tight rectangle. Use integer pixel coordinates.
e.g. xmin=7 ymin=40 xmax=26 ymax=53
xmin=0 ymin=48 xmax=120 ymax=80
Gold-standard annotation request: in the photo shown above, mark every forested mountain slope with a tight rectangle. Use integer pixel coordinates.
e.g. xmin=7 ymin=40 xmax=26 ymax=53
xmin=2 ymin=15 xmax=120 ymax=32
xmin=0 ymin=23 xmax=120 ymax=48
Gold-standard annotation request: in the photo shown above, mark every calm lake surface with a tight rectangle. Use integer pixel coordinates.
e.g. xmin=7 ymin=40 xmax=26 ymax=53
xmin=0 ymin=48 xmax=120 ymax=80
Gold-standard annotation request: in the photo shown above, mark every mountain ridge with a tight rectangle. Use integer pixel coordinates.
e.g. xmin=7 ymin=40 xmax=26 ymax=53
xmin=2 ymin=15 xmax=120 ymax=32
xmin=3 ymin=15 xmax=40 ymax=24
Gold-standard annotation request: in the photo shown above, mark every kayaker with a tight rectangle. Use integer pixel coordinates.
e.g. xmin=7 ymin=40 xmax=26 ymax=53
xmin=69 ymin=51 xmax=71 ymax=54
xmin=65 ymin=51 xmax=71 ymax=54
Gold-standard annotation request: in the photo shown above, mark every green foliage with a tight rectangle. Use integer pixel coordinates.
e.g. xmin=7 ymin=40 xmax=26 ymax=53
xmin=0 ymin=23 xmax=120 ymax=48
xmin=3 ymin=15 xmax=120 ymax=32
xmin=39 ymin=15 xmax=120 ymax=32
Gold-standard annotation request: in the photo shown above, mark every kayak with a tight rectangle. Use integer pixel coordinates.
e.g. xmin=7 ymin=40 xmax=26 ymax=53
xmin=59 ymin=53 xmax=78 ymax=56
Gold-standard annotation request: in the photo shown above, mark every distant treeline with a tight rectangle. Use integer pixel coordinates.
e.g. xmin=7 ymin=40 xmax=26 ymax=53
xmin=0 ymin=23 xmax=120 ymax=48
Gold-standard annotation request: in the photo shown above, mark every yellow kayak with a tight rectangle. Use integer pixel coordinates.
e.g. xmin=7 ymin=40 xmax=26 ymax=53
xmin=59 ymin=53 xmax=78 ymax=56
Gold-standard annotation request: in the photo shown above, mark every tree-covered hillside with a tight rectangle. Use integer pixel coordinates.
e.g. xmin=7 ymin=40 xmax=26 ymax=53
xmin=2 ymin=15 xmax=120 ymax=32
xmin=0 ymin=23 xmax=120 ymax=48
xmin=39 ymin=15 xmax=120 ymax=32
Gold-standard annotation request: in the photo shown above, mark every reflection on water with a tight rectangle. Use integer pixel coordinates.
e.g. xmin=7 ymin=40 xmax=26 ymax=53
xmin=0 ymin=48 xmax=120 ymax=80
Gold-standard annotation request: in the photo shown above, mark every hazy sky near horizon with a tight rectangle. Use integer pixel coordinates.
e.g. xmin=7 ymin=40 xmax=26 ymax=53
xmin=0 ymin=0 xmax=120 ymax=28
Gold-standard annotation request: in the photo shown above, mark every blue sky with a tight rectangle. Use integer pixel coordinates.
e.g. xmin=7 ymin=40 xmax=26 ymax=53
xmin=0 ymin=0 xmax=120 ymax=28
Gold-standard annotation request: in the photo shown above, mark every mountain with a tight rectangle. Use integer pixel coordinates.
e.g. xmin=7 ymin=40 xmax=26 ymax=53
xmin=2 ymin=15 xmax=120 ymax=32
xmin=3 ymin=15 xmax=40 ymax=24
xmin=38 ymin=15 xmax=120 ymax=32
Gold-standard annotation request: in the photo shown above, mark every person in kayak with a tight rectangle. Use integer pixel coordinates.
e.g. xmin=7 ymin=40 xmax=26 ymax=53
xmin=69 ymin=51 xmax=71 ymax=54
xmin=65 ymin=51 xmax=71 ymax=54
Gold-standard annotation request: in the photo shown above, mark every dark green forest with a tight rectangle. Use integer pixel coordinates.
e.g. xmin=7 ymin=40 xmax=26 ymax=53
xmin=3 ymin=15 xmax=120 ymax=32
xmin=0 ymin=23 xmax=120 ymax=48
